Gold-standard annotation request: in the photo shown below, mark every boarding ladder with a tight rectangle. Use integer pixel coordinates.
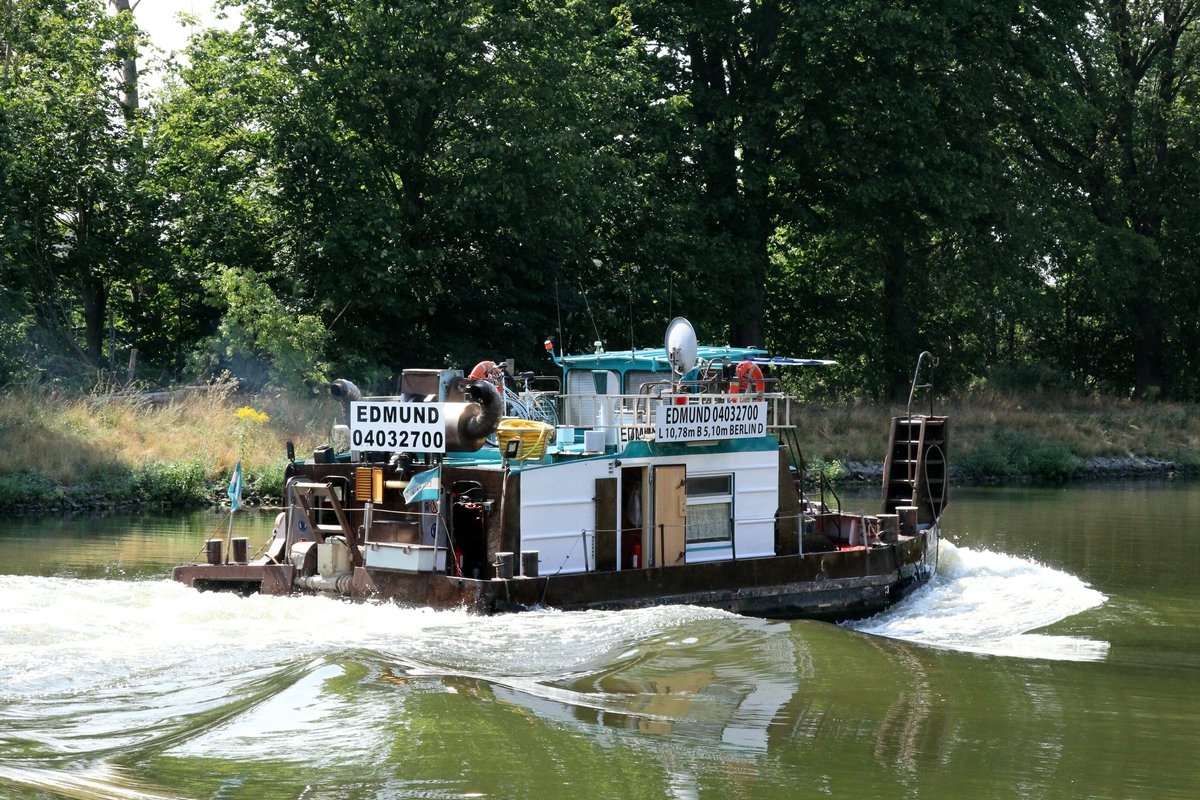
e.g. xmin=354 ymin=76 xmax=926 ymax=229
xmin=880 ymin=353 xmax=949 ymax=525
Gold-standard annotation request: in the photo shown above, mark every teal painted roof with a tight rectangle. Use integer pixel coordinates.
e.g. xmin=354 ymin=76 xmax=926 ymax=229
xmin=557 ymin=345 xmax=767 ymax=372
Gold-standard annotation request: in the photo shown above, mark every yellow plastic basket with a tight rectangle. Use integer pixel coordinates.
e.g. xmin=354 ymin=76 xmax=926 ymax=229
xmin=497 ymin=419 xmax=555 ymax=461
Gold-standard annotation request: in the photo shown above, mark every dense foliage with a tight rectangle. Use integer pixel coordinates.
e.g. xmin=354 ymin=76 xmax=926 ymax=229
xmin=2 ymin=0 xmax=1199 ymax=400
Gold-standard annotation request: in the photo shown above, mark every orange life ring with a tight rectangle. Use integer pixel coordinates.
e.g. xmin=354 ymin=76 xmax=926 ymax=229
xmin=731 ymin=360 xmax=764 ymax=400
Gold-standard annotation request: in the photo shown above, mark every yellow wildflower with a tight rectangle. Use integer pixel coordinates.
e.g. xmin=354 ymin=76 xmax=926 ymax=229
xmin=235 ymin=406 xmax=271 ymax=424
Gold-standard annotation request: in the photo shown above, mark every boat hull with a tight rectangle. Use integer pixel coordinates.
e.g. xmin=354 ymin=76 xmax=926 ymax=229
xmin=172 ymin=528 xmax=937 ymax=622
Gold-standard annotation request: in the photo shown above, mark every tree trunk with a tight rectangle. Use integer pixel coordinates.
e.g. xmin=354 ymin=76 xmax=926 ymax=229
xmin=729 ymin=154 xmax=771 ymax=348
xmin=1 ymin=0 xmax=12 ymax=84
xmin=81 ymin=275 xmax=108 ymax=365
xmin=882 ymin=237 xmax=911 ymax=401
xmin=1132 ymin=319 xmax=1166 ymax=399
xmin=110 ymin=1 xmax=139 ymax=120
xmin=687 ymin=2 xmax=781 ymax=348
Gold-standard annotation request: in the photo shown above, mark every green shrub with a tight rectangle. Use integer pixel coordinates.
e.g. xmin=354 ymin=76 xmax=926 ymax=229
xmin=243 ymin=460 xmax=287 ymax=502
xmin=958 ymin=446 xmax=1015 ymax=478
xmin=961 ymin=432 xmax=1079 ymax=482
xmin=200 ymin=266 xmax=330 ymax=393
xmin=1020 ymin=443 xmax=1080 ymax=482
xmin=807 ymin=458 xmax=848 ymax=482
xmin=0 ymin=298 xmax=34 ymax=387
xmin=81 ymin=470 xmax=136 ymax=503
xmin=982 ymin=361 xmax=1079 ymax=396
xmin=0 ymin=469 xmax=64 ymax=507
xmin=1174 ymin=450 xmax=1200 ymax=470
xmin=133 ymin=461 xmax=211 ymax=505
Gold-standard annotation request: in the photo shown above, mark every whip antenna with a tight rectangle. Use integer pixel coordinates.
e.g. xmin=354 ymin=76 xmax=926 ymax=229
xmin=581 ymin=283 xmax=601 ymax=350
xmin=555 ymin=279 xmax=564 ymax=354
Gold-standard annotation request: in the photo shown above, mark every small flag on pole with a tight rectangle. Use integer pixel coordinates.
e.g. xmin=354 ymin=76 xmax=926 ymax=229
xmin=227 ymin=460 xmax=243 ymax=512
xmin=403 ymin=467 xmax=441 ymax=504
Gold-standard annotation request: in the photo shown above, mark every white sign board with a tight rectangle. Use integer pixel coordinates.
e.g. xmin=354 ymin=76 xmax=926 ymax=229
xmin=349 ymin=401 xmax=446 ymax=452
xmin=654 ymin=401 xmax=767 ymax=443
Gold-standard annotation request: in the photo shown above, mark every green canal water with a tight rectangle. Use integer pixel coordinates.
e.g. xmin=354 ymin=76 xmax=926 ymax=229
xmin=1 ymin=484 xmax=1198 ymax=799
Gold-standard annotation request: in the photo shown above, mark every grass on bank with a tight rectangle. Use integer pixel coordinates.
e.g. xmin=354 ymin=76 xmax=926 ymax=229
xmin=0 ymin=388 xmax=329 ymax=509
xmin=795 ymin=388 xmax=1200 ymax=481
xmin=0 ymin=386 xmax=1198 ymax=509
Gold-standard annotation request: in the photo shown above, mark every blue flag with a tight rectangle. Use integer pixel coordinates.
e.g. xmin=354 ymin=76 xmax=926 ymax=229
xmin=403 ymin=467 xmax=440 ymax=505
xmin=227 ymin=460 xmax=243 ymax=512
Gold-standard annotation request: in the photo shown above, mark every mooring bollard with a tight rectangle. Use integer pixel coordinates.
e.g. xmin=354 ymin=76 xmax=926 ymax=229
xmin=521 ymin=550 xmax=539 ymax=578
xmin=878 ymin=513 xmax=900 ymax=543
xmin=495 ymin=551 xmax=514 ymax=580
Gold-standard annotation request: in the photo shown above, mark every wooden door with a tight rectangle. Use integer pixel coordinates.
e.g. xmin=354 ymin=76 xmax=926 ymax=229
xmin=653 ymin=465 xmax=687 ymax=567
xmin=594 ymin=478 xmax=618 ymax=571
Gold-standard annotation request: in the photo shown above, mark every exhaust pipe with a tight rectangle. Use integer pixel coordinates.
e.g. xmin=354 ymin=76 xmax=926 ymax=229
xmin=330 ymin=379 xmax=363 ymax=427
xmin=443 ymin=379 xmax=504 ymax=451
xmin=463 ymin=379 xmax=503 ymax=440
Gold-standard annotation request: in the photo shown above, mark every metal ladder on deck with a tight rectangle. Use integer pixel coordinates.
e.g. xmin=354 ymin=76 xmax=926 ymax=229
xmin=880 ymin=353 xmax=949 ymax=524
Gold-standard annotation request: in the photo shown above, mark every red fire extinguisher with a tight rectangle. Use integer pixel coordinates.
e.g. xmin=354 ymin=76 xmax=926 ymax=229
xmin=631 ymin=540 xmax=642 ymax=569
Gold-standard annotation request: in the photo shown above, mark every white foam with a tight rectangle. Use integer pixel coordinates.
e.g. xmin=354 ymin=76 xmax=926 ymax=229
xmin=849 ymin=540 xmax=1110 ymax=661
xmin=0 ymin=576 xmax=728 ymax=699
xmin=0 ymin=576 xmax=447 ymax=697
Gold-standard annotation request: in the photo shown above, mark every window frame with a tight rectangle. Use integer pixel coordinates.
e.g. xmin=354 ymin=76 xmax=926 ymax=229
xmin=684 ymin=473 xmax=734 ymax=545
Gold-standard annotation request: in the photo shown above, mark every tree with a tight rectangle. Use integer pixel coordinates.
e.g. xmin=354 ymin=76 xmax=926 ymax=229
xmin=186 ymin=0 xmax=678 ymax=376
xmin=621 ymin=0 xmax=792 ymax=349
xmin=145 ymin=20 xmax=288 ymax=379
xmin=749 ymin=2 xmax=1080 ymax=397
xmin=1023 ymin=1 xmax=1200 ymax=398
xmin=0 ymin=0 xmax=155 ymax=377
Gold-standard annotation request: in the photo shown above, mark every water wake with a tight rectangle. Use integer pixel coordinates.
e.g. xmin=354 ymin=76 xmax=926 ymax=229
xmin=0 ymin=556 xmax=1110 ymax=800
xmin=849 ymin=540 xmax=1109 ymax=661
xmin=0 ymin=764 xmax=176 ymax=800
xmin=0 ymin=574 xmax=786 ymax=773
xmin=0 ymin=575 xmax=730 ymax=701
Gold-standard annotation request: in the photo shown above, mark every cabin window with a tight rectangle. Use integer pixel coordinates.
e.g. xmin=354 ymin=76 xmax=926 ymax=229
xmin=565 ymin=369 xmax=620 ymax=427
xmin=685 ymin=474 xmax=733 ymax=544
xmin=625 ymin=370 xmax=668 ymax=395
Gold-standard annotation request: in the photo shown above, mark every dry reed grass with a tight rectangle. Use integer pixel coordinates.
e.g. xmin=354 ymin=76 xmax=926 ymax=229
xmin=0 ymin=389 xmax=332 ymax=487
xmin=0 ymin=387 xmax=1196 ymax=498
xmin=792 ymin=391 xmax=1200 ymax=465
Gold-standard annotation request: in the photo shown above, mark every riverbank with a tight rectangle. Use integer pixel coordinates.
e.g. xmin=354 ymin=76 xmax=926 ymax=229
xmin=796 ymin=389 xmax=1200 ymax=484
xmin=0 ymin=388 xmax=1197 ymax=512
xmin=842 ymin=454 xmax=1198 ymax=486
xmin=0 ymin=388 xmax=327 ymax=513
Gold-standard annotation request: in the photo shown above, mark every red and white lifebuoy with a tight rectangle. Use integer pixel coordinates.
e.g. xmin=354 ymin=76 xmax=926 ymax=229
xmin=731 ymin=360 xmax=764 ymax=401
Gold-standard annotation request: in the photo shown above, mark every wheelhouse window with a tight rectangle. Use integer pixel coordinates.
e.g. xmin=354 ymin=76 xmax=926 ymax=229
xmin=624 ymin=370 xmax=668 ymax=395
xmin=686 ymin=474 xmax=733 ymax=544
xmin=565 ymin=369 xmax=619 ymax=427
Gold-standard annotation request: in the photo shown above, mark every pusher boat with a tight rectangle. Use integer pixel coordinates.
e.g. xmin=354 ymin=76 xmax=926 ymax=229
xmin=174 ymin=320 xmax=947 ymax=620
